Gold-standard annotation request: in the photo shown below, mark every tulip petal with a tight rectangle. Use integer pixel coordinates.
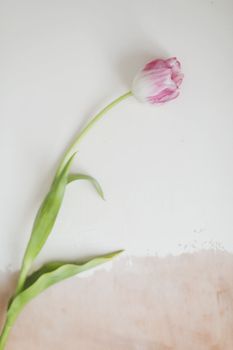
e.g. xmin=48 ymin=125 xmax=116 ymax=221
xmin=132 ymin=57 xmax=183 ymax=105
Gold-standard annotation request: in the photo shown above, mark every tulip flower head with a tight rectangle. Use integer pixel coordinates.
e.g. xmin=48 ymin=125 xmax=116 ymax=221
xmin=132 ymin=57 xmax=183 ymax=104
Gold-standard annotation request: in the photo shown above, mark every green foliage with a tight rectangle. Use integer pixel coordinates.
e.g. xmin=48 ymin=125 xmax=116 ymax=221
xmin=0 ymin=251 xmax=122 ymax=350
xmin=16 ymin=156 xmax=105 ymax=295
xmin=15 ymin=153 xmax=77 ymax=294
xmin=16 ymin=251 xmax=122 ymax=313
xmin=0 ymin=91 xmax=131 ymax=349
xmin=68 ymin=173 xmax=105 ymax=200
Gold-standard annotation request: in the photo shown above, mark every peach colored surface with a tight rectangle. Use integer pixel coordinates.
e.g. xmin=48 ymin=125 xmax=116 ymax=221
xmin=1 ymin=250 xmax=233 ymax=350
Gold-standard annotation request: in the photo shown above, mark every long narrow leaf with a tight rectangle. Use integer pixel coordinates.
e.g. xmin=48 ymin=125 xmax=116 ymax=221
xmin=24 ymin=250 xmax=122 ymax=290
xmin=16 ymin=153 xmax=77 ymax=294
xmin=6 ymin=251 xmax=122 ymax=332
xmin=68 ymin=173 xmax=104 ymax=200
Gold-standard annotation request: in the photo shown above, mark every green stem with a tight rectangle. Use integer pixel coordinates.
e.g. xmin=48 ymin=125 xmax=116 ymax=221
xmin=15 ymin=261 xmax=30 ymax=296
xmin=0 ymin=91 xmax=132 ymax=350
xmin=55 ymin=91 xmax=132 ymax=178
xmin=0 ymin=318 xmax=12 ymax=350
xmin=14 ymin=92 xmax=132 ymax=296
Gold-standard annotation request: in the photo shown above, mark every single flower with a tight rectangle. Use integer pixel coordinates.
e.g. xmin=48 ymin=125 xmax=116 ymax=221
xmin=0 ymin=55 xmax=184 ymax=350
xmin=132 ymin=57 xmax=183 ymax=104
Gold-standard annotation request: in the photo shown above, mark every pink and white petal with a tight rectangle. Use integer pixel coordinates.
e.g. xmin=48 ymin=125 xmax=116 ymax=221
xmin=132 ymin=74 xmax=157 ymax=102
xmin=143 ymin=59 xmax=167 ymax=71
xmin=148 ymin=88 xmax=179 ymax=104
xmin=166 ymin=57 xmax=181 ymax=69
xmin=150 ymin=68 xmax=176 ymax=90
xmin=172 ymin=71 xmax=184 ymax=87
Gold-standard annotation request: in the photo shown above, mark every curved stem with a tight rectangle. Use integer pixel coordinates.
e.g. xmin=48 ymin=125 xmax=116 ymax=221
xmin=15 ymin=260 xmax=30 ymax=296
xmin=0 ymin=319 xmax=11 ymax=350
xmin=0 ymin=90 xmax=132 ymax=350
xmin=55 ymin=91 xmax=132 ymax=178
xmin=15 ymin=91 xmax=132 ymax=296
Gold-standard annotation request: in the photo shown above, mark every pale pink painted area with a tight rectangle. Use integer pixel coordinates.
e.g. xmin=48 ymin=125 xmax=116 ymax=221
xmin=1 ymin=251 xmax=233 ymax=349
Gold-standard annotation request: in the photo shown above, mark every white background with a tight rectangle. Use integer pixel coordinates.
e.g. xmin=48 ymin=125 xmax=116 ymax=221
xmin=1 ymin=0 xmax=233 ymax=270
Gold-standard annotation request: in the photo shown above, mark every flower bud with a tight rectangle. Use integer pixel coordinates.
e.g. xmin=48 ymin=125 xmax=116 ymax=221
xmin=132 ymin=57 xmax=183 ymax=104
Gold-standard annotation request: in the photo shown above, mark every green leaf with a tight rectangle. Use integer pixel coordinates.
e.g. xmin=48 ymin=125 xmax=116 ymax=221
xmin=6 ymin=251 xmax=123 ymax=329
xmin=68 ymin=173 xmax=105 ymax=200
xmin=24 ymin=261 xmax=68 ymax=290
xmin=24 ymin=250 xmax=122 ymax=290
xmin=16 ymin=153 xmax=77 ymax=294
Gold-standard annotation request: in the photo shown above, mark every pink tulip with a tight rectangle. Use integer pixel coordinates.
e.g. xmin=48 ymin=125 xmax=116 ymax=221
xmin=132 ymin=57 xmax=183 ymax=104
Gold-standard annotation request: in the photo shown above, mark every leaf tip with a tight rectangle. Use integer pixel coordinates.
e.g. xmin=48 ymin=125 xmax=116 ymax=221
xmin=106 ymin=250 xmax=124 ymax=259
xmin=100 ymin=192 xmax=105 ymax=201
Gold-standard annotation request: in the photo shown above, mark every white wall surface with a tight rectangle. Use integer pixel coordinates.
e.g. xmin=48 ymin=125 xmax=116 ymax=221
xmin=1 ymin=0 xmax=233 ymax=270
